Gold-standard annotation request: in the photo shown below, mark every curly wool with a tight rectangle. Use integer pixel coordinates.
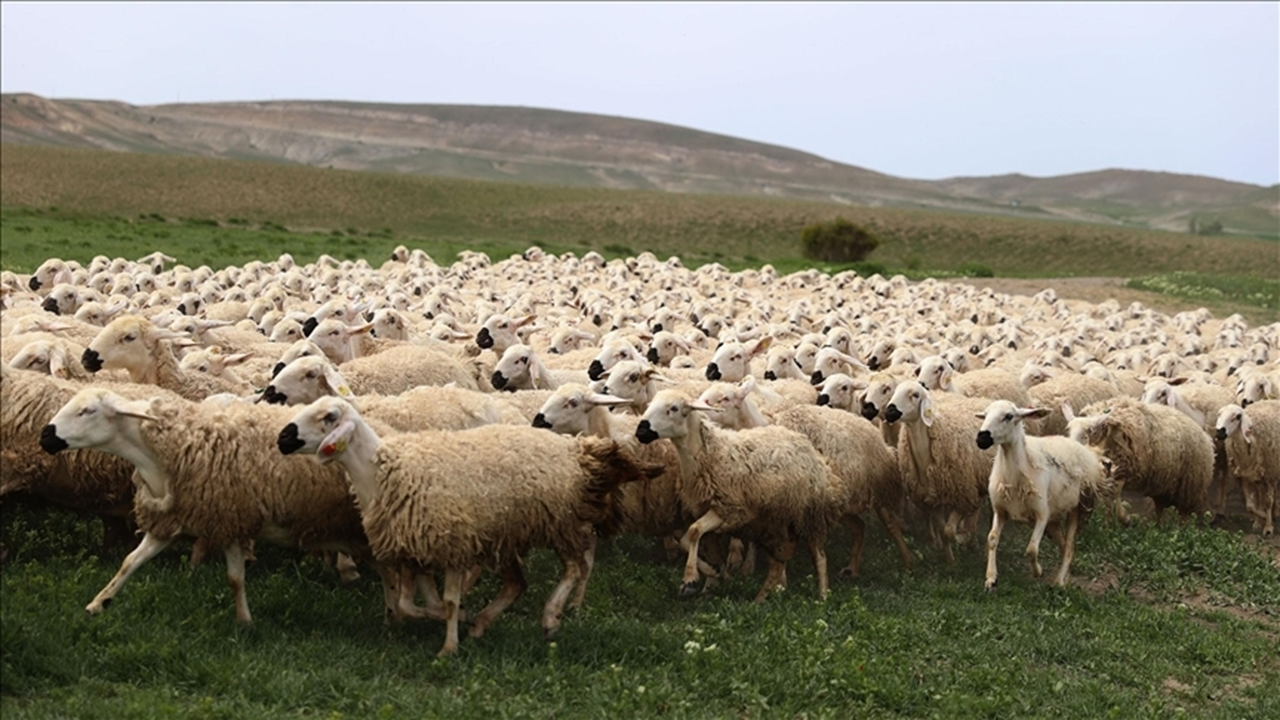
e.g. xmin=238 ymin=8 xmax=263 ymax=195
xmin=1223 ymin=400 xmax=1280 ymax=491
xmin=337 ymin=344 xmax=482 ymax=394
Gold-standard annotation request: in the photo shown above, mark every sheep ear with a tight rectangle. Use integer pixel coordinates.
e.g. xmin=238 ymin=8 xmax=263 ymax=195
xmin=224 ymin=352 xmax=252 ymax=366
xmin=322 ymin=365 xmax=354 ymax=398
xmin=48 ymin=346 xmax=70 ymax=379
xmin=749 ymin=336 xmax=773 ymax=357
xmin=1019 ymin=407 xmax=1051 ymax=420
xmin=319 ymin=420 xmax=356 ymax=460
xmin=115 ymin=399 xmax=158 ymax=422
xmin=688 ymin=400 xmax=715 ymax=412
xmin=939 ymin=365 xmax=956 ymax=390
xmin=151 ymin=327 xmax=190 ymax=341
xmin=920 ymin=394 xmax=935 ymax=427
xmin=1241 ymin=411 xmax=1253 ymax=443
xmin=347 ymin=322 xmax=375 ymax=337
xmin=515 ymin=314 xmax=537 ymax=329
xmin=1061 ymin=403 xmax=1076 ymax=422
xmin=1168 ymin=376 xmax=1189 ymax=386
xmin=737 ymin=376 xmax=757 ymax=399
xmin=586 ymin=392 xmax=632 ymax=408
xmin=170 ymin=338 xmax=202 ymax=349
xmin=1165 ymin=392 xmax=1178 ymax=409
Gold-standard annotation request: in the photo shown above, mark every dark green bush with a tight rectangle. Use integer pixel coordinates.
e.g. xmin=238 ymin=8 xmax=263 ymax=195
xmin=800 ymin=217 xmax=880 ymax=263
xmin=958 ymin=261 xmax=995 ymax=277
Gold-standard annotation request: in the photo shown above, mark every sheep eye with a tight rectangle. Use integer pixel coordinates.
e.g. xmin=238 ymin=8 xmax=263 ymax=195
xmin=78 ymin=406 xmax=94 ymax=417
xmin=322 ymin=411 xmax=339 ymax=423
xmin=567 ymin=399 xmax=579 ymax=409
xmin=1004 ymin=413 xmax=1013 ymax=422
xmin=629 ymin=373 xmax=639 ymax=383
xmin=305 ymin=371 xmax=317 ymax=379
xmin=123 ymin=334 xmax=136 ymax=342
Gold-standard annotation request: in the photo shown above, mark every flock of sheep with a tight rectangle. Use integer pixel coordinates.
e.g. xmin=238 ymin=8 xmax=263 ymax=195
xmin=3 ymin=246 xmax=1278 ymax=656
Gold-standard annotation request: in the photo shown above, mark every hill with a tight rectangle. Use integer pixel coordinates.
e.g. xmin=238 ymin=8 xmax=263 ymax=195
xmin=3 ymin=93 xmax=1274 ymax=237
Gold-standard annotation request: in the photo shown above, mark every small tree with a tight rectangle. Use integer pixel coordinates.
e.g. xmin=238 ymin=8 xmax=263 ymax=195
xmin=800 ymin=217 xmax=881 ymax=263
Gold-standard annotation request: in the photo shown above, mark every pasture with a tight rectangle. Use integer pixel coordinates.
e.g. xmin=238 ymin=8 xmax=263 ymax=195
xmin=2 ymin=144 xmax=1279 ymax=718
xmin=3 ymin=504 xmax=1278 ymax=719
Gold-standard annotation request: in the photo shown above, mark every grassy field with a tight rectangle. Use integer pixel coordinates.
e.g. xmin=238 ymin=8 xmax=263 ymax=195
xmin=2 ymin=144 xmax=1275 ymax=281
xmin=3 ymin=501 xmax=1278 ymax=719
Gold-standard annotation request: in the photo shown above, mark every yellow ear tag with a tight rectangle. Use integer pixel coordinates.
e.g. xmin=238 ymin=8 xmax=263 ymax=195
xmin=923 ymin=406 xmax=935 ymax=422
xmin=337 ymin=385 xmax=352 ymax=397
xmin=320 ymin=438 xmax=347 ymax=457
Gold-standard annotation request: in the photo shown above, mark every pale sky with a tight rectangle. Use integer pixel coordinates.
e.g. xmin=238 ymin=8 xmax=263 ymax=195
xmin=2 ymin=2 xmax=1277 ymax=186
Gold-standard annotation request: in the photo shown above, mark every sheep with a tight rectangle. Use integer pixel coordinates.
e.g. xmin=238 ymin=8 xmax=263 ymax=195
xmin=490 ymin=344 xmax=589 ymax=391
xmin=703 ymin=337 xmax=772 ymax=383
xmin=82 ymin=316 xmax=246 ymax=401
xmin=635 ymin=389 xmax=837 ymax=602
xmin=7 ymin=336 xmax=94 ymax=380
xmin=474 ymin=313 xmax=536 ymax=355
xmin=1025 ymin=371 xmax=1121 ymax=437
xmin=1138 ymin=378 xmax=1235 ymax=514
xmin=278 ymin=396 xmax=649 ymax=656
xmin=975 ymin=401 xmax=1113 ymax=590
xmin=39 ymin=387 xmax=393 ymax=624
xmin=1067 ymin=396 xmax=1213 ymax=522
xmin=882 ymin=383 xmax=995 ymax=562
xmin=260 ymin=355 xmax=527 ymax=429
xmin=1 ymin=365 xmax=150 ymax=554
xmin=808 ymin=346 xmax=868 ymax=386
xmin=697 ymin=378 xmax=912 ymax=573
xmin=587 ymin=333 xmax=649 ymax=382
xmin=1215 ymin=401 xmax=1280 ymax=536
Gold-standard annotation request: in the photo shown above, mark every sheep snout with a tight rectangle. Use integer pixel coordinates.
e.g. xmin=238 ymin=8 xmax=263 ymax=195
xmin=705 ymin=363 xmax=721 ymax=381
xmin=42 ymin=297 xmax=60 ymax=315
xmin=975 ymin=430 xmax=994 ymax=450
xmin=816 ymin=393 xmax=829 ymax=406
xmin=276 ymin=423 xmax=305 ymax=455
xmin=883 ymin=404 xmax=903 ymax=423
xmin=39 ymin=424 xmax=68 ymax=454
xmin=635 ymin=420 xmax=660 ymax=444
xmin=860 ymin=402 xmax=879 ymax=421
xmin=475 ymin=328 xmax=494 ymax=349
xmin=532 ymin=413 xmax=553 ymax=429
xmin=81 ymin=348 xmax=104 ymax=373
xmin=588 ymin=360 xmax=606 ymax=381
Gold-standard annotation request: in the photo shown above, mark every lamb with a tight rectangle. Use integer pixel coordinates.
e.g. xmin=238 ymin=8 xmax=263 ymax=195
xmin=975 ymin=401 xmax=1113 ymax=590
xmin=1067 ymin=396 xmax=1213 ymax=522
xmin=635 ymin=389 xmax=838 ymax=602
xmin=1215 ymin=401 xmax=1280 ymax=536
xmin=278 ymin=396 xmax=649 ymax=656
xmin=697 ymin=378 xmax=912 ymax=573
xmin=882 ymin=383 xmax=995 ymax=562
xmin=39 ymin=387 xmax=390 ymax=624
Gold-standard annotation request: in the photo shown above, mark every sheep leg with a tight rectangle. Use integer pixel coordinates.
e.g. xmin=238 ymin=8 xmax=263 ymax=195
xmin=724 ymin=537 xmax=746 ymax=577
xmin=190 ymin=536 xmax=209 ymax=567
xmin=838 ymin=515 xmax=866 ymax=579
xmin=755 ymin=557 xmax=788 ymax=603
xmin=224 ymin=542 xmax=252 ymax=624
xmin=438 ymin=568 xmax=464 ymax=658
xmin=875 ymin=504 xmax=914 ymax=570
xmin=470 ymin=558 xmax=526 ymax=639
xmin=543 ymin=552 xmax=584 ymax=640
xmin=985 ymin=509 xmax=1006 ymax=592
xmin=87 ymin=532 xmax=174 ymax=615
xmin=1026 ymin=513 xmax=1049 ymax=579
xmin=679 ymin=511 xmax=724 ymax=598
xmin=569 ymin=533 xmax=597 ymax=611
xmin=1052 ymin=510 xmax=1080 ymax=587
xmin=415 ymin=571 xmax=453 ymax=620
xmin=1212 ymin=444 xmax=1231 ymax=518
xmin=808 ymin=533 xmax=830 ymax=601
xmin=462 ymin=565 xmax=484 ymax=596
xmin=335 ymin=552 xmax=360 ymax=585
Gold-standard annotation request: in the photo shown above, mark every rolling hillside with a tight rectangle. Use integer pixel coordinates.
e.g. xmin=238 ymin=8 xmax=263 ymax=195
xmin=3 ymin=93 xmax=1275 ymax=237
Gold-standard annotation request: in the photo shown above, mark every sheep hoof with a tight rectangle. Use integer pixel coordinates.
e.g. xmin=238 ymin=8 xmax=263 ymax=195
xmin=838 ymin=567 xmax=859 ymax=580
xmin=984 ymin=580 xmax=997 ymax=593
xmin=543 ymin=624 xmax=561 ymax=641
xmin=678 ymin=582 xmax=699 ymax=598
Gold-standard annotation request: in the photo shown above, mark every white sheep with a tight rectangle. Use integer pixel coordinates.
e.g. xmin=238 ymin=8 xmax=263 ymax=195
xmin=703 ymin=336 xmax=772 ymax=383
xmin=1067 ymin=396 xmax=1213 ymax=522
xmin=1215 ymin=401 xmax=1280 ymax=536
xmin=82 ymin=315 xmax=246 ymax=401
xmin=975 ymin=400 xmax=1113 ymax=590
xmin=635 ymin=389 xmax=837 ymax=602
xmin=882 ymin=383 xmax=994 ymax=562
xmin=491 ymin=343 xmax=589 ymax=391
xmin=1025 ymin=371 xmax=1120 ymax=437
xmin=40 ymin=387 xmax=394 ymax=624
xmin=278 ymin=396 xmax=648 ymax=656
xmin=697 ymin=378 xmax=912 ymax=573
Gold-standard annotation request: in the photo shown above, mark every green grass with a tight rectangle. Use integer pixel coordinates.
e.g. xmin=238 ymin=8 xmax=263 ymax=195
xmin=1127 ymin=273 xmax=1280 ymax=313
xmin=2 ymin=503 xmax=1278 ymax=719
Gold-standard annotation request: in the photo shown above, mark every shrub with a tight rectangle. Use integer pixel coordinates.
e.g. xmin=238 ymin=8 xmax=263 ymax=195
xmin=958 ymin=261 xmax=995 ymax=278
xmin=800 ymin=217 xmax=880 ymax=263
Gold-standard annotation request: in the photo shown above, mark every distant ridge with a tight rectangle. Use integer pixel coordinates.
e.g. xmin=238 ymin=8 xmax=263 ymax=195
xmin=2 ymin=93 xmax=1275 ymax=236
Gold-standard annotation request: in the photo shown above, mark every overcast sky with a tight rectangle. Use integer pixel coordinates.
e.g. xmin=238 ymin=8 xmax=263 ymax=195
xmin=2 ymin=2 xmax=1276 ymax=186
